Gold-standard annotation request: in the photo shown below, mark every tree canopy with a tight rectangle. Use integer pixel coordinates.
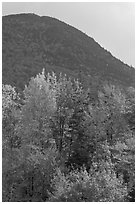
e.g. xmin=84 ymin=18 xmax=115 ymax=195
xmin=2 ymin=70 xmax=135 ymax=202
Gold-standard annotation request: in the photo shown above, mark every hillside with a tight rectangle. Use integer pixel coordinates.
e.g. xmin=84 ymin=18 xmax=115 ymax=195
xmin=2 ymin=13 xmax=135 ymax=90
xmin=2 ymin=13 xmax=135 ymax=202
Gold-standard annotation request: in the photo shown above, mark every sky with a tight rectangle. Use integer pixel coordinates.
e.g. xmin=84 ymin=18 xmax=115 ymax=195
xmin=2 ymin=2 xmax=135 ymax=67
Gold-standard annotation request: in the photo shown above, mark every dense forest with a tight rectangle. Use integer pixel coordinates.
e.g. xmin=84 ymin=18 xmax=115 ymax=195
xmin=2 ymin=69 xmax=135 ymax=202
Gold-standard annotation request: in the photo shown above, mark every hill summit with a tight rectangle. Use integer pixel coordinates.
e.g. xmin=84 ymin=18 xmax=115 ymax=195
xmin=2 ymin=13 xmax=134 ymax=90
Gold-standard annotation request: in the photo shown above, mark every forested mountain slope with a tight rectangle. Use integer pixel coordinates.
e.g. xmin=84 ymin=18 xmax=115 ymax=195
xmin=2 ymin=13 xmax=135 ymax=202
xmin=2 ymin=13 xmax=134 ymax=90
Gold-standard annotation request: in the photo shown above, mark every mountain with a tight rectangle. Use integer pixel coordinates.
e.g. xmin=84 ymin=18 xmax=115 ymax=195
xmin=2 ymin=13 xmax=135 ymax=90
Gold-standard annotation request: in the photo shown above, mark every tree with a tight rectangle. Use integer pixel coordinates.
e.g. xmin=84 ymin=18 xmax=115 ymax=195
xmin=19 ymin=69 xmax=57 ymax=148
xmin=49 ymin=74 xmax=93 ymax=170
xmin=2 ymin=71 xmax=58 ymax=201
xmin=110 ymin=135 xmax=135 ymax=201
xmin=2 ymin=84 xmax=21 ymax=149
xmin=49 ymin=162 xmax=127 ymax=202
xmin=2 ymin=84 xmax=21 ymax=201
xmin=2 ymin=71 xmax=134 ymax=202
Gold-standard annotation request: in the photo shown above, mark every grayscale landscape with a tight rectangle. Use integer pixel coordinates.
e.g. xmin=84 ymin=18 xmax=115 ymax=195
xmin=2 ymin=2 xmax=135 ymax=202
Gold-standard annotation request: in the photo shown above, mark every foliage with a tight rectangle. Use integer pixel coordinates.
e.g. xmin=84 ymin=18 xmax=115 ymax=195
xmin=49 ymin=163 xmax=127 ymax=202
xmin=2 ymin=72 xmax=58 ymax=201
xmin=111 ymin=135 xmax=135 ymax=201
xmin=50 ymin=73 xmax=93 ymax=169
xmin=3 ymin=144 xmax=58 ymax=201
xmin=19 ymin=70 xmax=57 ymax=147
xmin=2 ymin=84 xmax=21 ymax=149
xmin=2 ymin=71 xmax=135 ymax=202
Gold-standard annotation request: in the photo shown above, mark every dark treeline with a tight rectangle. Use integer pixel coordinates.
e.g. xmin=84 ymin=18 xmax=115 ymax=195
xmin=2 ymin=69 xmax=135 ymax=202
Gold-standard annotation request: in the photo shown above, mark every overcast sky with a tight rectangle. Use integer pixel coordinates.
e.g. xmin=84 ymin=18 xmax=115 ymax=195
xmin=2 ymin=2 xmax=135 ymax=67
